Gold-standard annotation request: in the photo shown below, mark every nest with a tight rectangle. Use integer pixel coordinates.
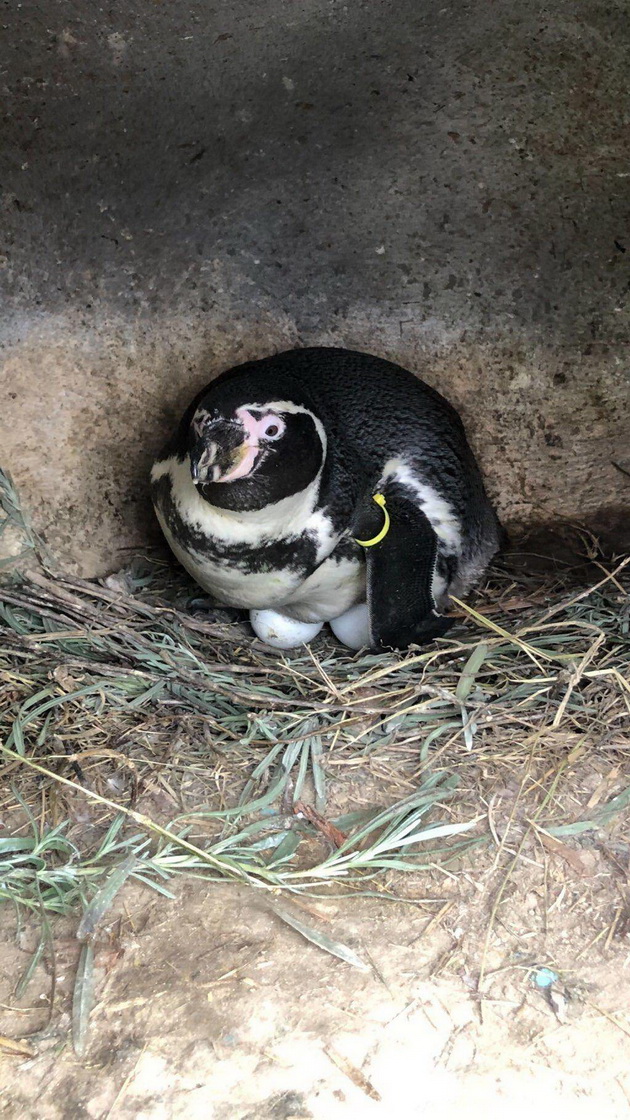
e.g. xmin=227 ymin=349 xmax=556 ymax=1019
xmin=1 ymin=469 xmax=629 ymax=925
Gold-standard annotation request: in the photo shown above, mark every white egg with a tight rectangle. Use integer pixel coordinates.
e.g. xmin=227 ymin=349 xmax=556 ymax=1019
xmin=329 ymin=602 xmax=371 ymax=650
xmin=250 ymin=609 xmax=324 ymax=649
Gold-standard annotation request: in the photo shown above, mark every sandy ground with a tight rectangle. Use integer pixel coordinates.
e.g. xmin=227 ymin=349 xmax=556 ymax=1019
xmin=2 ymin=843 xmax=630 ymax=1119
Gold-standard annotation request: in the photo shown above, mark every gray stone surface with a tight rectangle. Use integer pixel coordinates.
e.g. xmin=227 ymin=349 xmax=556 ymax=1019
xmin=1 ymin=0 xmax=629 ymax=573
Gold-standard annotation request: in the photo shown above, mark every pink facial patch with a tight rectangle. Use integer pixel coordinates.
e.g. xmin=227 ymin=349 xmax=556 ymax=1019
xmin=236 ymin=407 xmax=286 ymax=443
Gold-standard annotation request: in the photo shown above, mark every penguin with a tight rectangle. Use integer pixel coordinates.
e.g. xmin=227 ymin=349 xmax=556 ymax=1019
xmin=151 ymin=347 xmax=501 ymax=650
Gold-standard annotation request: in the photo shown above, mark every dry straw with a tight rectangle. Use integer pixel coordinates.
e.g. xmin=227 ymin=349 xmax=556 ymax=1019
xmin=1 ymin=468 xmax=629 ymax=927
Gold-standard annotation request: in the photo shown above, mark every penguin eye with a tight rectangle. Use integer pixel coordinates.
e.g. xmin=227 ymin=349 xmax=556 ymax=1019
xmin=261 ymin=417 xmax=284 ymax=440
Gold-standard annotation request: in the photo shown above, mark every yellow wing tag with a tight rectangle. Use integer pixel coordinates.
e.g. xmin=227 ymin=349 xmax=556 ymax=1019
xmin=354 ymin=492 xmax=391 ymax=547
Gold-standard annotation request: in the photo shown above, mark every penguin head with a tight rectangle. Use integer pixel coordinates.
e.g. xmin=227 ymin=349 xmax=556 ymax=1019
xmin=187 ymin=398 xmax=326 ymax=510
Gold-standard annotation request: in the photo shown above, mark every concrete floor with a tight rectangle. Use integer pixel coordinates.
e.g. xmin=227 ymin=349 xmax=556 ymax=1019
xmin=1 ymin=0 xmax=629 ymax=571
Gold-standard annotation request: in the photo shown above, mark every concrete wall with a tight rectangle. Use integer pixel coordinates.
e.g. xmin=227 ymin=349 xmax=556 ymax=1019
xmin=2 ymin=0 xmax=629 ymax=574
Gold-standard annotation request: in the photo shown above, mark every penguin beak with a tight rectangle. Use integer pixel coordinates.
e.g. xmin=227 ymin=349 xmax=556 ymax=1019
xmin=189 ymin=450 xmax=210 ymax=483
xmin=190 ymin=420 xmax=259 ymax=485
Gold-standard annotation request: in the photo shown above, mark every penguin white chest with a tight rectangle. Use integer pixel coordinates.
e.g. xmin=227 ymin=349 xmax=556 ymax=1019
xmin=157 ymin=521 xmax=303 ymax=608
xmin=152 ymin=455 xmax=361 ymax=617
xmin=283 ymin=555 xmax=365 ymax=622
xmin=158 ymin=514 xmax=364 ymax=619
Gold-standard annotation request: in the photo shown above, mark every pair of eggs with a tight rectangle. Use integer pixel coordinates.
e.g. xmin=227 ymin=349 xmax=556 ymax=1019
xmin=250 ymin=604 xmax=370 ymax=651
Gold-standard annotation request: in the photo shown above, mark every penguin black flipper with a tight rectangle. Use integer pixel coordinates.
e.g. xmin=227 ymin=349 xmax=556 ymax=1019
xmin=354 ymin=487 xmax=455 ymax=650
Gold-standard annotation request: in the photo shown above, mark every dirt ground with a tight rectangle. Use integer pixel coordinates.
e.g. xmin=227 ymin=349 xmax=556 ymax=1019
xmin=2 ymin=835 xmax=630 ymax=1119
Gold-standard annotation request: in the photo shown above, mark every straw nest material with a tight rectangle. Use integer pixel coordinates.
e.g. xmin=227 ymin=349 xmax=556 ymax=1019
xmin=1 ymin=469 xmax=629 ymax=925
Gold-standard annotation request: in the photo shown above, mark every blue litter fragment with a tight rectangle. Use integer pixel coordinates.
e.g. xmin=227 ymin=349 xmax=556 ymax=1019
xmin=532 ymin=967 xmax=559 ymax=989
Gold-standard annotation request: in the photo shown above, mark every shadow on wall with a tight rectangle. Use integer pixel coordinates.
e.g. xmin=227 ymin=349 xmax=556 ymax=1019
xmin=1 ymin=0 xmax=629 ymax=343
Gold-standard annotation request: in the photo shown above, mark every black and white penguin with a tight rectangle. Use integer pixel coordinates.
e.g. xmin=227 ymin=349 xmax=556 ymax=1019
xmin=151 ymin=347 xmax=501 ymax=650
